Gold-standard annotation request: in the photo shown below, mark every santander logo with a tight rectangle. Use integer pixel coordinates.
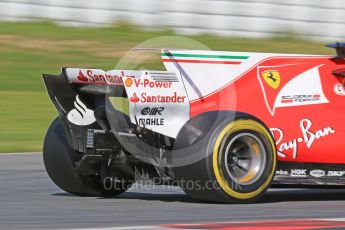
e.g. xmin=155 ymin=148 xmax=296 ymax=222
xmin=75 ymin=69 xmax=124 ymax=85
xmin=67 ymin=95 xmax=96 ymax=126
xmin=77 ymin=70 xmax=88 ymax=81
xmin=130 ymin=93 xmax=140 ymax=103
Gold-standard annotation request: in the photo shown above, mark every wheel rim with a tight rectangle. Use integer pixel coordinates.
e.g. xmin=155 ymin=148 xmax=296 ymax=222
xmin=224 ymin=133 xmax=266 ymax=185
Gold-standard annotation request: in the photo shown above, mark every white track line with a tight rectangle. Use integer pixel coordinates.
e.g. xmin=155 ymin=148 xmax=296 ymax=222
xmin=0 ymin=152 xmax=41 ymax=156
xmin=319 ymin=218 xmax=345 ymax=222
xmin=62 ymin=226 xmax=165 ymax=230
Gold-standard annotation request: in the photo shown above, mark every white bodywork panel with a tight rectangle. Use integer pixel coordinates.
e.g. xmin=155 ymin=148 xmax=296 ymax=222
xmin=122 ymin=71 xmax=190 ymax=138
xmin=161 ymin=50 xmax=314 ymax=102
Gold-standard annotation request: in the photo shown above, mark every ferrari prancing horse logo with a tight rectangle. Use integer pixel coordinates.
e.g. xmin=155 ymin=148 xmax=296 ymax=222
xmin=262 ymin=70 xmax=281 ymax=89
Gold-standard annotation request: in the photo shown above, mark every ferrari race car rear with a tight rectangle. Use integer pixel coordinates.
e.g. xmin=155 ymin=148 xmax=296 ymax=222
xmin=42 ymin=67 xmax=191 ymax=197
xmin=42 ymin=50 xmax=281 ymax=203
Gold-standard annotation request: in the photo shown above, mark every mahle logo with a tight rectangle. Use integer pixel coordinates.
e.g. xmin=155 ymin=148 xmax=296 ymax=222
xmin=262 ymin=70 xmax=281 ymax=89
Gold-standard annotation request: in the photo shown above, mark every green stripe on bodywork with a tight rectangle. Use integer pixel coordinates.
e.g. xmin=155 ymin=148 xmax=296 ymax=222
xmin=161 ymin=53 xmax=249 ymax=59
xmin=109 ymin=97 xmax=130 ymax=117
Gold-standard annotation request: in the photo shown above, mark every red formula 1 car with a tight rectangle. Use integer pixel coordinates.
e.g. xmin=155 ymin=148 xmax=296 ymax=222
xmin=43 ymin=43 xmax=345 ymax=203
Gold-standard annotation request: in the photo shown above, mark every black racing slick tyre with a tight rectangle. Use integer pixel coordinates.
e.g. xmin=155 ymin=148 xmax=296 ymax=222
xmin=173 ymin=112 xmax=276 ymax=203
xmin=43 ymin=117 xmax=130 ymax=197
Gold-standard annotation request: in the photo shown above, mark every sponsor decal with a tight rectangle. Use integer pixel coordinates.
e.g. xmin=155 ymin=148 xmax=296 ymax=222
xmin=138 ymin=118 xmax=164 ymax=126
xmin=290 ymin=169 xmax=307 ymax=177
xmin=261 ymin=70 xmax=281 ymax=89
xmin=125 ymin=78 xmax=133 ymax=87
xmin=130 ymin=93 xmax=140 ymax=103
xmin=122 ymin=73 xmax=190 ymax=138
xmin=275 ymin=169 xmax=288 ymax=175
xmin=138 ymin=107 xmax=165 ymax=127
xmin=257 ymin=64 xmax=329 ymax=115
xmin=141 ymin=92 xmax=186 ymax=103
xmin=130 ymin=92 xmax=186 ymax=103
xmin=66 ymin=68 xmax=145 ymax=86
xmin=310 ymin=169 xmax=326 ymax=178
xmin=327 ymin=171 xmax=345 ymax=177
xmin=126 ymin=78 xmax=173 ymax=88
xmin=271 ymin=119 xmax=336 ymax=159
xmin=141 ymin=107 xmax=164 ymax=116
xmin=67 ymin=95 xmax=96 ymax=126
xmin=77 ymin=69 xmax=124 ymax=85
xmin=334 ymin=82 xmax=345 ymax=96
xmin=280 ymin=94 xmax=321 ymax=104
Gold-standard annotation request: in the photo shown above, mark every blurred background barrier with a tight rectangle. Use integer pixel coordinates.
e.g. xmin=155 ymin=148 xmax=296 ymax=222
xmin=0 ymin=0 xmax=344 ymax=41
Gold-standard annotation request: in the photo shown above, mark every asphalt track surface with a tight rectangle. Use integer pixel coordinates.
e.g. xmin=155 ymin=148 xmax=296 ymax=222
xmin=2 ymin=153 xmax=345 ymax=230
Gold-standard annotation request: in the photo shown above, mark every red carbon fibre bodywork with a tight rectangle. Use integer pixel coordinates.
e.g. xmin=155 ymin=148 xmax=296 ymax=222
xmin=190 ymin=56 xmax=345 ymax=164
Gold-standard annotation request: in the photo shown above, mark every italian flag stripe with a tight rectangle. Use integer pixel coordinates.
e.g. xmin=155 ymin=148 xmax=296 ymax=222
xmin=161 ymin=53 xmax=249 ymax=60
xmin=162 ymin=59 xmax=242 ymax=65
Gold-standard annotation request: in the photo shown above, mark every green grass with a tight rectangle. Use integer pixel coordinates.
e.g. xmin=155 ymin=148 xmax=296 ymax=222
xmin=0 ymin=91 xmax=55 ymax=152
xmin=0 ymin=21 xmax=334 ymax=152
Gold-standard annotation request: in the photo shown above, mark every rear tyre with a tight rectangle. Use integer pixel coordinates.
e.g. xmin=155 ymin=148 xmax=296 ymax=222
xmin=43 ymin=117 xmax=131 ymax=197
xmin=173 ymin=113 xmax=276 ymax=203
